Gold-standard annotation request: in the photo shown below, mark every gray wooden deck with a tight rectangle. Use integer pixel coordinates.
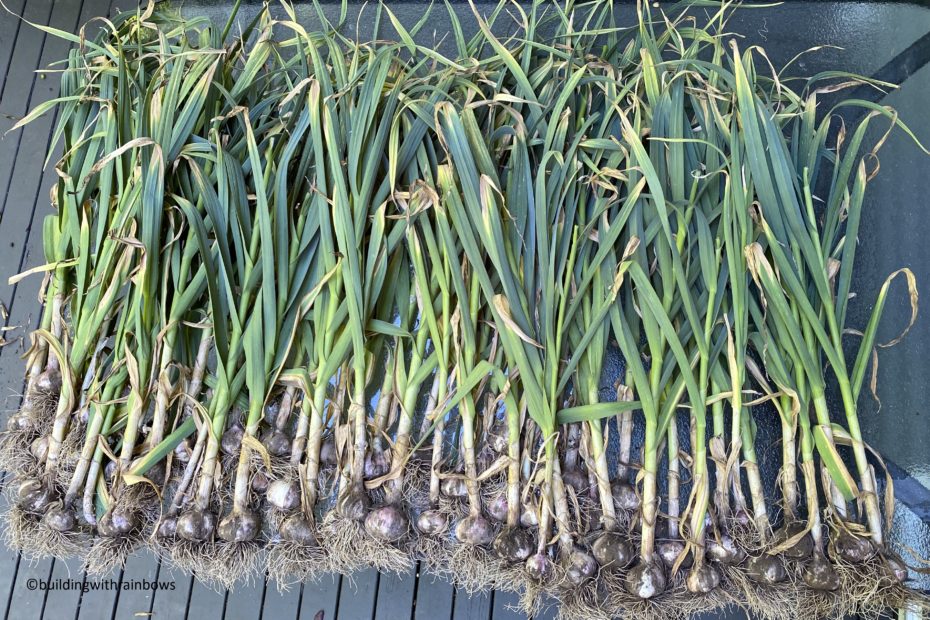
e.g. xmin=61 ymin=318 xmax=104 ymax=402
xmin=2 ymin=1 xmax=930 ymax=619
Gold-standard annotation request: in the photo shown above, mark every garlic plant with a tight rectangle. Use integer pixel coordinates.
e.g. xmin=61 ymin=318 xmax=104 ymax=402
xmin=1 ymin=1 xmax=925 ymax=618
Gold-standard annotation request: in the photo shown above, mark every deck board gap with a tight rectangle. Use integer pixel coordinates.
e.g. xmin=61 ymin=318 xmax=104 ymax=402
xmin=108 ymin=566 xmax=126 ymax=620
xmin=408 ymin=562 xmax=419 ymax=620
xmin=3 ymin=553 xmax=22 ymax=620
xmin=258 ymin=575 xmax=269 ymax=620
xmin=183 ymin=575 xmax=195 ymax=620
xmin=38 ymin=558 xmax=56 ymax=619
xmin=332 ymin=573 xmax=343 ymax=618
xmin=148 ymin=558 xmax=163 ymax=617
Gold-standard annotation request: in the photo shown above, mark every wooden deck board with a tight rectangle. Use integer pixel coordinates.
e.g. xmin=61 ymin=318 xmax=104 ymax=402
xmin=112 ymin=550 xmax=161 ymax=620
xmin=75 ymin=568 xmax=121 ymax=620
xmin=223 ymin=580 xmax=265 ymax=620
xmin=0 ymin=0 xmax=53 ymax=231
xmin=41 ymin=557 xmax=84 ymax=620
xmin=373 ymin=566 xmax=417 ymax=620
xmin=6 ymin=556 xmax=54 ymax=619
xmin=412 ymin=571 xmax=454 ymax=620
xmin=149 ymin=572 xmax=194 ymax=620
xmin=490 ymin=590 xmax=523 ymax=620
xmin=334 ymin=568 xmax=379 ymax=620
xmin=262 ymin=577 xmax=302 ymax=620
xmin=452 ymin=587 xmax=492 ymax=620
xmin=0 ymin=0 xmax=26 ymax=97
xmin=298 ymin=576 xmax=341 ymax=620
xmin=184 ymin=579 xmax=225 ymax=620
